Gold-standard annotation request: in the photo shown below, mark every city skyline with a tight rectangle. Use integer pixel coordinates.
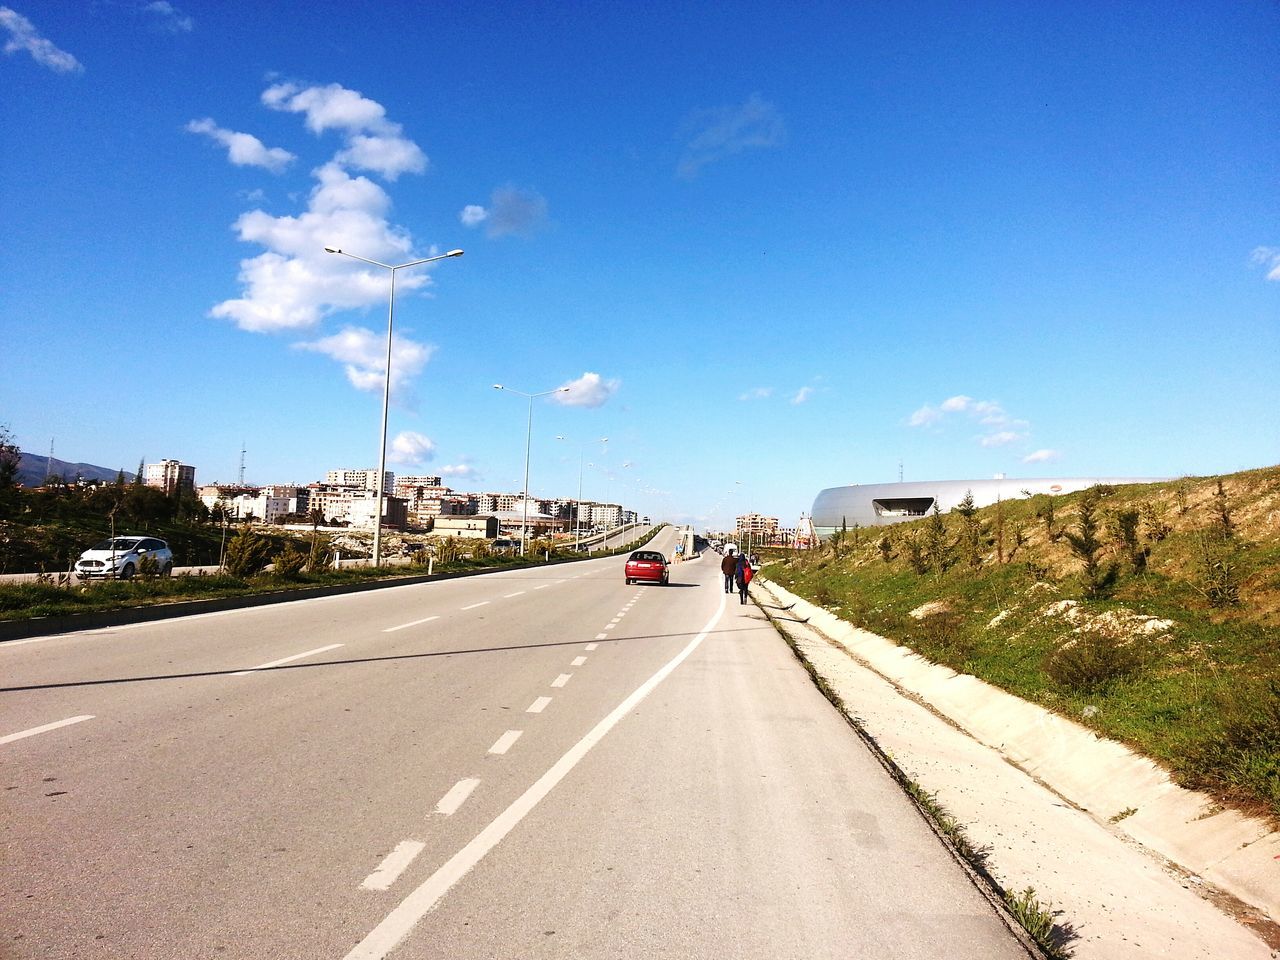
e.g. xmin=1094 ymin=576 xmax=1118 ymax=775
xmin=3 ymin=3 xmax=1277 ymax=531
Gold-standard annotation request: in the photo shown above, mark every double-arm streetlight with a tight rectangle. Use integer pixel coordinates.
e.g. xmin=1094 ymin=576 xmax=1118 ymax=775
xmin=493 ymin=383 xmax=569 ymax=556
xmin=557 ymin=435 xmax=608 ymax=551
xmin=323 ymin=245 xmax=463 ymax=566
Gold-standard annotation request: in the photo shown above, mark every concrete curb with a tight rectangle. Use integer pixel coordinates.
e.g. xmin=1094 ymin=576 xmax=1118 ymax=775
xmin=758 ymin=578 xmax=1280 ymax=924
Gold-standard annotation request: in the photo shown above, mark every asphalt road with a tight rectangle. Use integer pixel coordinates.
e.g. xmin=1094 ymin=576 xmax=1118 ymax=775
xmin=2 ymin=529 xmax=1030 ymax=959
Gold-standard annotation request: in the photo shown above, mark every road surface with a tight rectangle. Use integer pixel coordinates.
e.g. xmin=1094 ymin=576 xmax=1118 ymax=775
xmin=2 ymin=528 xmax=1030 ymax=958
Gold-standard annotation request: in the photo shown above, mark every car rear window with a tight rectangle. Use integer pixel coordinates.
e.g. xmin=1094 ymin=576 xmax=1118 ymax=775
xmin=630 ymin=551 xmax=665 ymax=562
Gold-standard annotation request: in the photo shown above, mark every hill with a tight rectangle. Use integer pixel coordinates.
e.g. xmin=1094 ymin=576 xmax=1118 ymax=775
xmin=17 ymin=451 xmax=135 ymax=487
xmin=764 ymin=466 xmax=1280 ymax=819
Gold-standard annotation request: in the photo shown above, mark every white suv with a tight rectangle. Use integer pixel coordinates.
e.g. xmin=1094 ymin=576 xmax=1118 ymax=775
xmin=75 ymin=537 xmax=174 ymax=580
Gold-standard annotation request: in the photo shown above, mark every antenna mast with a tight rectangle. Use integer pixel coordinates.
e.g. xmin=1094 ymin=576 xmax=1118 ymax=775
xmin=238 ymin=442 xmax=246 ymax=487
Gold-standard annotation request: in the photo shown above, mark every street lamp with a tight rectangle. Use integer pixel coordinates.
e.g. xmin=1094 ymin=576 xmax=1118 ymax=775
xmin=323 ymin=245 xmax=463 ymax=567
xmin=557 ymin=435 xmax=607 ymax=552
xmin=493 ymin=383 xmax=570 ymax=556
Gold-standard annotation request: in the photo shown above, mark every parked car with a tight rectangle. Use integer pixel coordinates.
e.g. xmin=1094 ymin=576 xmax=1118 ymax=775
xmin=624 ymin=550 xmax=669 ymax=585
xmin=75 ymin=536 xmax=173 ymax=580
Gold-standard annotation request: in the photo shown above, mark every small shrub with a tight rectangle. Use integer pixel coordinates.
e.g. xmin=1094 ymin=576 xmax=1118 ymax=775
xmin=1140 ymin=500 xmax=1171 ymax=542
xmin=877 ymin=533 xmax=894 ymax=563
xmin=1063 ymin=489 xmax=1114 ymax=598
xmin=272 ymin=544 xmax=307 ymax=579
xmin=1004 ymin=887 xmax=1069 ymax=960
xmin=307 ymin=535 xmax=332 ymax=573
xmin=1195 ymin=532 xmax=1241 ymax=607
xmin=138 ymin=553 xmax=161 ymax=579
xmin=224 ymin=525 xmax=273 ymax=578
xmin=902 ymin=533 xmax=928 ymax=575
xmin=1044 ymin=631 xmax=1147 ymax=692
xmin=1211 ymin=479 xmax=1235 ymax=540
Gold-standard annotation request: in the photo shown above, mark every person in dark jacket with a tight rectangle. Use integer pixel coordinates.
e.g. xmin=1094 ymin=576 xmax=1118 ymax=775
xmin=734 ymin=553 xmax=752 ymax=604
xmin=720 ymin=549 xmax=737 ymax=593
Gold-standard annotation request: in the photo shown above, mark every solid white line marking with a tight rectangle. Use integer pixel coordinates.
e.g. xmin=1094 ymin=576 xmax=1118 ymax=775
xmin=342 ymin=591 xmax=728 ymax=960
xmin=551 ymin=674 xmax=571 ymax=688
xmin=232 ymin=643 xmax=343 ymax=676
xmin=1 ymin=715 xmax=95 ymax=745
xmin=488 ymin=730 xmax=522 ymax=755
xmin=503 ymin=591 xmax=525 ymax=598
xmin=571 ymin=656 xmax=587 ymax=666
xmin=460 ymin=601 xmax=489 ymax=611
xmin=360 ymin=840 xmax=426 ymax=891
xmin=526 ymin=697 xmax=552 ymax=714
xmin=435 ymin=778 xmax=480 ymax=816
xmin=534 ymin=585 xmax=549 ymax=590
xmin=585 ymin=643 xmax=599 ymax=651
xmin=383 ymin=615 xmax=439 ymax=633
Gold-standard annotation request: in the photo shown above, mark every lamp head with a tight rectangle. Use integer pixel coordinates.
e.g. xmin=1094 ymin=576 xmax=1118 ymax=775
xmin=324 ymin=246 xmax=340 ymax=254
xmin=492 ymin=384 xmax=503 ymax=390
xmin=445 ymin=249 xmax=464 ymax=257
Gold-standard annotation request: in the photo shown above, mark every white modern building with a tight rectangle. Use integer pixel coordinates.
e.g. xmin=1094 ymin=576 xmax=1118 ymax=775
xmin=326 ymin=469 xmax=393 ymax=492
xmin=810 ymin=477 xmax=1166 ymax=537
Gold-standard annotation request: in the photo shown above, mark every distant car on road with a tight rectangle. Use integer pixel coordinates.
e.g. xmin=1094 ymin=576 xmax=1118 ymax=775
xmin=75 ymin=537 xmax=173 ymax=580
xmin=624 ymin=550 xmax=669 ymax=586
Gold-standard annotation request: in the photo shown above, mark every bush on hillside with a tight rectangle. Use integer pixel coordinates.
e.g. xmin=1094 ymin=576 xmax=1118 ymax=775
xmin=1044 ymin=631 xmax=1147 ymax=693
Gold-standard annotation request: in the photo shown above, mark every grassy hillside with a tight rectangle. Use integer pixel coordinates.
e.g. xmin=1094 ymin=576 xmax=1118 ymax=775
xmin=764 ymin=467 xmax=1280 ymax=819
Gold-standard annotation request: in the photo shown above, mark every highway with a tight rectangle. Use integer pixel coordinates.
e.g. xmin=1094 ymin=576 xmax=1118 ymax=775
xmin=2 ymin=528 xmax=1030 ymax=959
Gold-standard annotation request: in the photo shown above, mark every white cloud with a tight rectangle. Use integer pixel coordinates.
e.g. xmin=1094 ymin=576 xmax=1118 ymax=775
xmin=1022 ymin=449 xmax=1061 ymax=464
xmin=677 ymin=93 xmax=784 ymax=180
xmin=390 ymin=431 xmax=436 ymax=465
xmin=145 ymin=1 xmax=193 ymax=33
xmin=440 ymin=460 xmax=480 ymax=481
xmin=738 ymin=387 xmax=772 ymax=401
xmin=551 ymin=372 xmax=619 ymax=409
xmin=186 ymin=118 xmax=295 ymax=173
xmin=459 ymin=204 xmax=488 ymax=227
xmin=908 ymin=394 xmax=1032 ymax=447
xmin=908 ymin=405 xmax=941 ymax=427
xmin=1251 ymin=246 xmax=1280 ymax=281
xmin=0 ymin=7 xmax=82 ymax=73
xmin=261 ymin=82 xmax=427 ymax=181
xmin=294 ymin=326 xmax=435 ymax=398
xmin=791 ymin=386 xmax=814 ymax=405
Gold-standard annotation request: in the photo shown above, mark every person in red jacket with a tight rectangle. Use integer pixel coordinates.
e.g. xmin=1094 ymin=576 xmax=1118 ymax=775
xmin=734 ymin=553 xmax=753 ymax=605
xmin=720 ymin=549 xmax=737 ymax=594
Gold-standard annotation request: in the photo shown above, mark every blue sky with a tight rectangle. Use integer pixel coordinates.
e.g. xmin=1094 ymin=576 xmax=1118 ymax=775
xmin=2 ymin=1 xmax=1277 ymax=531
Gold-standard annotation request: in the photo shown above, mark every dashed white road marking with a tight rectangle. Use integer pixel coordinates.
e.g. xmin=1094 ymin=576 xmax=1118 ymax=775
xmin=503 ymin=591 xmax=525 ymax=598
xmin=571 ymin=656 xmax=587 ymax=666
xmin=551 ymin=674 xmax=571 ymax=688
xmin=534 ymin=585 xmax=550 ymax=590
xmin=435 ymin=778 xmax=480 ymax=816
xmin=585 ymin=643 xmax=599 ymax=651
xmin=1 ymin=715 xmax=95 ymax=746
xmin=601 ymin=624 xmax=615 ymax=631
xmin=526 ymin=696 xmax=552 ymax=714
xmin=383 ymin=615 xmax=439 ymax=633
xmin=488 ymin=730 xmax=522 ymax=755
xmin=460 ymin=601 xmax=489 ymax=611
xmin=360 ymin=841 xmax=426 ymax=891
xmin=341 ymin=591 xmax=728 ymax=960
xmin=232 ymin=643 xmax=343 ymax=676
xmin=594 ymin=633 xmax=608 ymax=640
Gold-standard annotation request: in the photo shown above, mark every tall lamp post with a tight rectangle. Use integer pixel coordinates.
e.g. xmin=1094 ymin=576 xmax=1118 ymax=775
xmin=493 ymin=383 xmax=569 ymax=556
xmin=323 ymin=245 xmax=463 ymax=567
xmin=557 ymin=435 xmax=607 ymax=552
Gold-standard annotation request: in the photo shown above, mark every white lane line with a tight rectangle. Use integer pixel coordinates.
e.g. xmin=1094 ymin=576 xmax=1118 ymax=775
xmin=585 ymin=643 xmax=599 ymax=651
xmin=488 ymin=730 xmax=522 ymax=755
xmin=1 ymin=715 xmax=95 ymax=746
xmin=503 ymin=591 xmax=526 ymax=598
xmin=534 ymin=585 xmax=550 ymax=590
xmin=231 ymin=643 xmax=344 ymax=676
xmin=601 ymin=624 xmax=615 ymax=631
xmin=551 ymin=674 xmax=571 ymax=688
xmin=342 ymin=591 xmax=728 ymax=960
xmin=360 ymin=841 xmax=426 ymax=891
xmin=460 ymin=601 xmax=489 ymax=611
xmin=435 ymin=778 xmax=481 ymax=816
xmin=594 ymin=633 xmax=608 ymax=640
xmin=383 ymin=615 xmax=439 ymax=634
xmin=526 ymin=696 xmax=552 ymax=714
xmin=571 ymin=656 xmax=587 ymax=667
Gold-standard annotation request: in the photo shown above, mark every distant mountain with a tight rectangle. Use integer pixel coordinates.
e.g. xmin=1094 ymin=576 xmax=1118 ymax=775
xmin=17 ymin=451 xmax=135 ymax=487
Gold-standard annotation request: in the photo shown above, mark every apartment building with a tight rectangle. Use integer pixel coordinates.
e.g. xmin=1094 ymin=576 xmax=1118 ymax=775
xmin=144 ymin=459 xmax=196 ymax=496
xmin=736 ymin=513 xmax=779 ymax=539
xmin=325 ymin=469 xmax=393 ymax=492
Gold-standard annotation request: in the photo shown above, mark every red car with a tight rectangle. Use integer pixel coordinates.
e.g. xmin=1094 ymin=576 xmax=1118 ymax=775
xmin=624 ymin=550 xmax=670 ymax=585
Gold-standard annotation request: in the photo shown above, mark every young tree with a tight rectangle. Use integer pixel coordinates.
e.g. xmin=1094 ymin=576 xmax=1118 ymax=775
xmin=924 ymin=502 xmax=950 ymax=573
xmin=1211 ymin=479 xmax=1234 ymax=541
xmin=1063 ymin=489 xmax=1111 ymax=598
xmin=954 ymin=490 xmax=982 ymax=570
xmin=0 ymin=424 xmax=20 ymax=518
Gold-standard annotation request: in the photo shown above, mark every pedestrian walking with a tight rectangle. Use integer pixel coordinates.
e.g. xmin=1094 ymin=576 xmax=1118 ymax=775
xmin=720 ymin=548 xmax=737 ymax=593
xmin=735 ymin=553 xmax=753 ymax=605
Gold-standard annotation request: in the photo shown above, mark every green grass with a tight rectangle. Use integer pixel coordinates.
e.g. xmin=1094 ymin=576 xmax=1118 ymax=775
xmin=764 ymin=468 xmax=1280 ymax=819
